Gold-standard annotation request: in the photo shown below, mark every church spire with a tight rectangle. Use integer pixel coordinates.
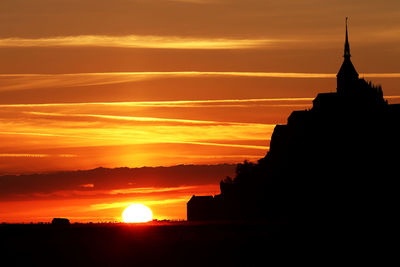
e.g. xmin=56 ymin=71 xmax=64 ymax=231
xmin=344 ymin=17 xmax=351 ymax=59
xmin=337 ymin=17 xmax=359 ymax=94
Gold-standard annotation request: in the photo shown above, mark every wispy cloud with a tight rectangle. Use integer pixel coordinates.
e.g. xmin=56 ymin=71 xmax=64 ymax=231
xmin=79 ymin=184 xmax=95 ymax=188
xmin=179 ymin=141 xmax=267 ymax=150
xmin=109 ymin=185 xmax=198 ymax=195
xmin=1 ymin=72 xmax=399 ymax=92
xmin=0 ymin=97 xmax=314 ymax=108
xmin=89 ymin=198 xmax=190 ymax=211
xmin=0 ymin=107 xmax=274 ymax=151
xmin=0 ymin=35 xmax=276 ymax=49
xmin=23 ymin=185 xmax=204 ymax=199
xmin=24 ymin=111 xmax=276 ymax=128
xmin=0 ymin=153 xmax=48 ymax=158
xmin=2 ymin=96 xmax=399 ymax=110
xmin=0 ymin=153 xmax=77 ymax=158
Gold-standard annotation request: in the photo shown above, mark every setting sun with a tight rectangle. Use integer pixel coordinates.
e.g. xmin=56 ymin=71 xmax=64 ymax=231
xmin=122 ymin=204 xmax=153 ymax=223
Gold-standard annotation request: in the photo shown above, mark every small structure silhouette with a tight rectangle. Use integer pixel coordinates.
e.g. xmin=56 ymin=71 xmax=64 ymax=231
xmin=187 ymin=19 xmax=399 ymax=225
xmin=187 ymin=195 xmax=218 ymax=221
xmin=51 ymin=218 xmax=70 ymax=225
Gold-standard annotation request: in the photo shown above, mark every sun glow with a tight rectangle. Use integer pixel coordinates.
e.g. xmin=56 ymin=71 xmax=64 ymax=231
xmin=122 ymin=204 xmax=153 ymax=223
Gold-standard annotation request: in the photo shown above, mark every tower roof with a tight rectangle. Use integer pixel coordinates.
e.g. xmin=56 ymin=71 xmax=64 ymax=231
xmin=337 ymin=57 xmax=358 ymax=78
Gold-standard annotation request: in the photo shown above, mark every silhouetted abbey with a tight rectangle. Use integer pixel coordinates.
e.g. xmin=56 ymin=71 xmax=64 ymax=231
xmin=187 ymin=20 xmax=399 ymax=223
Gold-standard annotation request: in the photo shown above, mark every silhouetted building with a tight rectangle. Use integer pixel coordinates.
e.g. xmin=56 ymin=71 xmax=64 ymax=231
xmin=187 ymin=195 xmax=218 ymax=221
xmin=187 ymin=19 xmax=399 ymax=225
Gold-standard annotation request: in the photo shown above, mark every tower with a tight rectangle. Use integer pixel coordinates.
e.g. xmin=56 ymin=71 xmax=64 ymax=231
xmin=337 ymin=18 xmax=359 ymax=94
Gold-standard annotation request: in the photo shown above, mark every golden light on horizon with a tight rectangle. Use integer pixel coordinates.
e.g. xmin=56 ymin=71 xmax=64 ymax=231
xmin=122 ymin=204 xmax=153 ymax=223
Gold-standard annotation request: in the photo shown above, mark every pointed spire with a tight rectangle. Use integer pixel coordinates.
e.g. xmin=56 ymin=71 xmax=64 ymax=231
xmin=344 ymin=17 xmax=351 ymax=59
xmin=337 ymin=17 xmax=359 ymax=94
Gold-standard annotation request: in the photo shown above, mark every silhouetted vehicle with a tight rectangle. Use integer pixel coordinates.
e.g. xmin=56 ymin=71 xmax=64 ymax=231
xmin=51 ymin=218 xmax=70 ymax=225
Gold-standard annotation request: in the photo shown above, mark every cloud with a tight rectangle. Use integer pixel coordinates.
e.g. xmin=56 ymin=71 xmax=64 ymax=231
xmin=1 ymin=72 xmax=399 ymax=92
xmin=0 ymin=96 xmax=315 ymax=108
xmin=109 ymin=185 xmax=198 ymax=195
xmin=89 ymin=198 xmax=189 ymax=211
xmin=0 ymin=153 xmax=49 ymax=158
xmin=179 ymin=141 xmax=267 ymax=150
xmin=79 ymin=183 xmax=95 ymax=188
xmin=0 ymin=165 xmax=233 ymax=199
xmin=26 ymin=185 xmax=200 ymax=198
xmin=0 ymin=35 xmax=277 ymax=49
xmin=25 ymin=111 xmax=236 ymax=125
xmin=24 ymin=111 xmax=275 ymax=127
xmin=0 ymin=153 xmax=76 ymax=158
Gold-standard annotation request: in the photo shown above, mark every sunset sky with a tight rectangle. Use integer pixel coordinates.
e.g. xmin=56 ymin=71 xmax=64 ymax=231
xmin=1 ymin=0 xmax=400 ymax=222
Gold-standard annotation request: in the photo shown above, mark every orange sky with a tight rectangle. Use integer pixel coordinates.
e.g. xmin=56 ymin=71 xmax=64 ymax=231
xmin=0 ymin=165 xmax=235 ymax=222
xmin=1 ymin=0 xmax=400 ymax=222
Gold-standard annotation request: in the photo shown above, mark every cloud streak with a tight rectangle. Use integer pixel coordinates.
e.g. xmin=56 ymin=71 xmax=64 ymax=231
xmin=0 ymin=153 xmax=76 ymax=158
xmin=0 ymin=35 xmax=277 ymax=49
xmin=1 ymin=72 xmax=399 ymax=92
xmin=0 ymin=97 xmax=314 ymax=108
xmin=0 ymin=106 xmax=274 ymax=153
xmin=1 ymin=96 xmax=398 ymax=109
xmin=24 ymin=111 xmax=276 ymax=127
xmin=109 ymin=185 xmax=199 ymax=195
xmin=89 ymin=198 xmax=190 ymax=211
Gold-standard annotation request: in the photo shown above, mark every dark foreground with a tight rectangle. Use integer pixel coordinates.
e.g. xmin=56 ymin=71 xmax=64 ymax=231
xmin=1 ymin=221 xmax=294 ymax=266
xmin=0 ymin=221 xmax=391 ymax=266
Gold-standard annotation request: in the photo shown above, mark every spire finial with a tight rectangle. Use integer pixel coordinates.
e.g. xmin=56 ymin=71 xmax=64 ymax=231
xmin=344 ymin=17 xmax=351 ymax=58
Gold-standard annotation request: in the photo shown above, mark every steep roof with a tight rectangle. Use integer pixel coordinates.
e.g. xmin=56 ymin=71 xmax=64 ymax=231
xmin=337 ymin=57 xmax=358 ymax=79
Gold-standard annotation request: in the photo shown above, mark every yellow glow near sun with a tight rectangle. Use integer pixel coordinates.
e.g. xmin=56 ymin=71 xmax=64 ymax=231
xmin=122 ymin=204 xmax=153 ymax=223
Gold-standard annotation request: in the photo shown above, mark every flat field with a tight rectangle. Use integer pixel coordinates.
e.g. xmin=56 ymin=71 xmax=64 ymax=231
xmin=1 ymin=221 xmax=290 ymax=266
